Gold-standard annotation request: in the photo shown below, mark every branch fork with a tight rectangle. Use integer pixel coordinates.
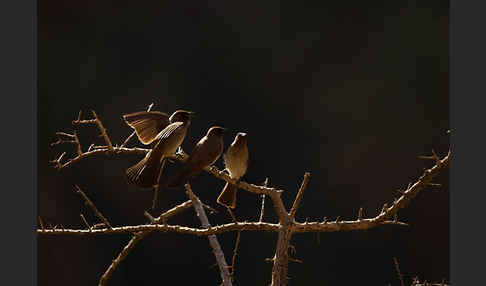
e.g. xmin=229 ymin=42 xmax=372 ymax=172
xmin=42 ymin=108 xmax=451 ymax=286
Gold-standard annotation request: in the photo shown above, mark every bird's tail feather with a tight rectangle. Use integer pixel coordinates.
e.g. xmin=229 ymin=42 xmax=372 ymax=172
xmin=216 ymin=182 xmax=238 ymax=209
xmin=126 ymin=155 xmax=166 ymax=189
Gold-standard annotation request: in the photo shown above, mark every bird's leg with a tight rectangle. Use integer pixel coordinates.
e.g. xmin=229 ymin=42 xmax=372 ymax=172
xmin=175 ymin=147 xmax=185 ymax=159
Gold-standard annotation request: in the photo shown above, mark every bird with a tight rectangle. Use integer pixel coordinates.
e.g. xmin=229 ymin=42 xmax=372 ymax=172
xmin=125 ymin=110 xmax=194 ymax=189
xmin=216 ymin=132 xmax=249 ymax=209
xmin=123 ymin=109 xmax=196 ymax=145
xmin=167 ymin=126 xmax=226 ymax=188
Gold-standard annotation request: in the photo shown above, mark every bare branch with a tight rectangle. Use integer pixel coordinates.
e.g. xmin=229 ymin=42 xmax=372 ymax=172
xmin=204 ymin=164 xmax=290 ymax=223
xmin=56 ymin=147 xmax=149 ymax=170
xmin=185 ymin=183 xmax=233 ymax=286
xmin=46 ymin=110 xmax=450 ymax=286
xmin=413 ymin=284 xmax=449 ymax=286
xmin=98 ymin=231 xmax=149 ymax=286
xmin=99 ymin=199 xmax=195 ymax=286
xmin=74 ymin=185 xmax=112 ymax=229
xmin=43 ymin=150 xmax=449 ymax=236
xmin=49 ymin=152 xmax=66 ymax=169
xmin=393 ymin=257 xmax=405 ymax=286
xmin=288 ymin=257 xmax=303 ymax=264
xmin=289 ymin=172 xmax=311 ymax=220
xmin=155 ymin=200 xmax=193 ymax=222
xmin=418 ymin=149 xmax=441 ymax=165
xmin=428 ymin=183 xmax=442 ymax=187
xmin=37 ymin=221 xmax=280 ymax=236
xmin=73 ymin=130 xmax=82 ymax=155
xmin=377 ymin=150 xmax=450 ymax=221
xmin=50 ymin=132 xmax=76 ymax=147
xmin=52 ymin=131 xmax=83 ymax=156
xmin=293 ymin=219 xmax=408 ymax=233
xmin=80 ymin=214 xmax=91 ymax=231
xmin=72 ymin=110 xmax=114 ymax=151
xmin=259 ymin=178 xmax=269 ymax=222
xmin=231 ymin=231 xmax=242 ymax=279
xmin=91 ymin=110 xmax=114 ymax=152
xmin=271 ymin=226 xmax=292 ymax=286
xmin=226 ymin=207 xmax=238 ymax=224
xmin=143 ymin=211 xmax=156 ymax=223
xmin=201 ymin=203 xmax=219 ymax=215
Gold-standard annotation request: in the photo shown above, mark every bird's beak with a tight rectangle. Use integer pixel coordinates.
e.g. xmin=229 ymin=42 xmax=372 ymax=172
xmin=188 ymin=111 xmax=196 ymax=117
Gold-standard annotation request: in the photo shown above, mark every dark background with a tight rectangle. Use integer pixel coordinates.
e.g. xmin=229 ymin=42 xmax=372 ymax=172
xmin=38 ymin=1 xmax=449 ymax=285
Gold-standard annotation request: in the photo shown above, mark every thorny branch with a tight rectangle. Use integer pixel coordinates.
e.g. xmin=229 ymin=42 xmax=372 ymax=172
xmin=259 ymin=178 xmax=269 ymax=222
xmin=98 ymin=200 xmax=195 ymax=286
xmin=72 ymin=110 xmax=114 ymax=151
xmin=42 ymin=109 xmax=451 ymax=286
xmin=186 ymin=184 xmax=233 ymax=286
xmin=289 ymin=172 xmax=311 ymax=220
xmin=231 ymin=231 xmax=242 ymax=279
xmin=75 ymin=185 xmax=111 ymax=229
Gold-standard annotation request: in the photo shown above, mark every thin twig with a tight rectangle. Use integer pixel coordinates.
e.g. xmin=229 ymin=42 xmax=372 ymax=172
xmin=91 ymin=111 xmax=114 ymax=152
xmin=185 ymin=183 xmax=233 ymax=286
xmin=202 ymin=203 xmax=219 ymax=214
xmin=50 ymin=152 xmax=66 ymax=169
xmin=74 ymin=185 xmax=112 ymax=229
xmin=288 ymin=257 xmax=303 ymax=264
xmin=80 ymin=214 xmax=91 ymax=231
xmin=231 ymin=231 xmax=242 ymax=279
xmin=50 ymin=132 xmax=76 ymax=147
xmin=393 ymin=257 xmax=405 ymax=286
xmin=226 ymin=207 xmax=238 ymax=224
xmin=144 ymin=211 xmax=156 ymax=223
xmin=155 ymin=200 xmax=193 ymax=222
xmin=73 ymin=130 xmax=82 ymax=155
xmin=289 ymin=172 xmax=311 ymax=219
xmin=259 ymin=178 xmax=269 ymax=222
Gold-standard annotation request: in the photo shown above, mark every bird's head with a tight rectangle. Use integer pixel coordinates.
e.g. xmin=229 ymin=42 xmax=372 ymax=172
xmin=207 ymin=126 xmax=226 ymax=138
xmin=169 ymin=110 xmax=195 ymax=123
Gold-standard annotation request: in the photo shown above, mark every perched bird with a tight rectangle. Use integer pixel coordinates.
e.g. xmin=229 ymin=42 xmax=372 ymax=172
xmin=167 ymin=126 xmax=226 ymax=188
xmin=216 ymin=132 xmax=249 ymax=209
xmin=123 ymin=109 xmax=195 ymax=145
xmin=125 ymin=110 xmax=194 ymax=189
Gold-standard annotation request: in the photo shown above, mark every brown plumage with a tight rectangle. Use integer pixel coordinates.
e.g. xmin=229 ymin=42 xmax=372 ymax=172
xmin=216 ymin=132 xmax=249 ymax=209
xmin=123 ymin=110 xmax=194 ymax=145
xmin=167 ymin=126 xmax=226 ymax=188
xmin=125 ymin=110 xmax=194 ymax=189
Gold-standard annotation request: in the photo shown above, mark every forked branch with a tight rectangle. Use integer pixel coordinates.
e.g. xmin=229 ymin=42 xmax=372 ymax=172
xmin=42 ymin=109 xmax=451 ymax=286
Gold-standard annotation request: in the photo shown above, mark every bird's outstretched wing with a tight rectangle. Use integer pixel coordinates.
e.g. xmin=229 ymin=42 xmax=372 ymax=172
xmin=123 ymin=111 xmax=170 ymax=144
